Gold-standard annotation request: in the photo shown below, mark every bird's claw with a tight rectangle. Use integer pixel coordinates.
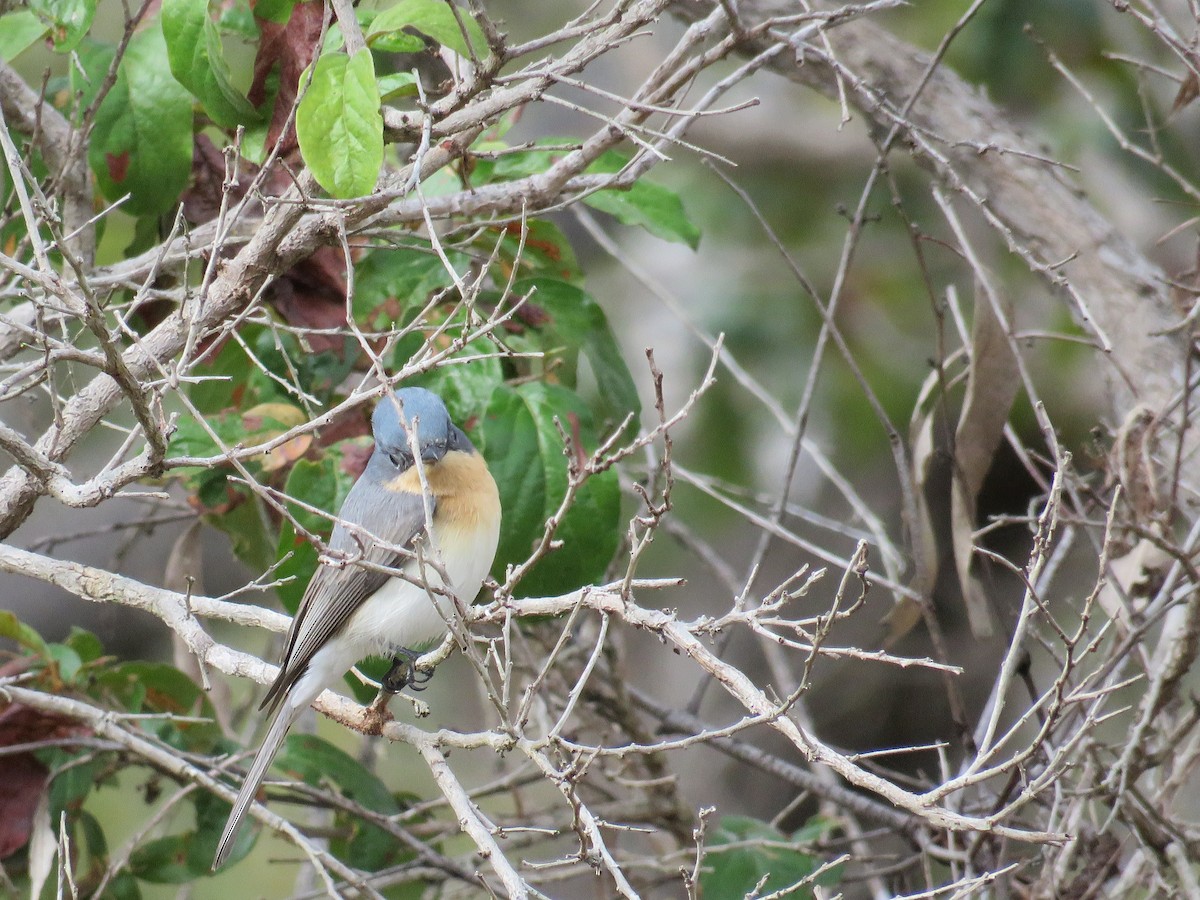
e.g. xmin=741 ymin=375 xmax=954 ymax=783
xmin=382 ymin=649 xmax=433 ymax=694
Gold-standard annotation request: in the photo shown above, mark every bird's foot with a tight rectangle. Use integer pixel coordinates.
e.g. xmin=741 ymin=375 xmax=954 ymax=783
xmin=382 ymin=648 xmax=433 ymax=694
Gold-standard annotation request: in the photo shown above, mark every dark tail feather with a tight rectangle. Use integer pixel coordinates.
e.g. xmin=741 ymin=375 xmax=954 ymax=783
xmin=212 ymin=701 xmax=303 ymax=870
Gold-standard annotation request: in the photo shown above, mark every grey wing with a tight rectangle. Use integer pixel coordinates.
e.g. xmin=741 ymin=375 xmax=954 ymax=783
xmin=259 ymin=479 xmax=430 ymax=713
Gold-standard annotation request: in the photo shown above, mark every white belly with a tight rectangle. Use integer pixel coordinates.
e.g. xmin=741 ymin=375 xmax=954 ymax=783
xmin=340 ymin=514 xmax=500 ymax=658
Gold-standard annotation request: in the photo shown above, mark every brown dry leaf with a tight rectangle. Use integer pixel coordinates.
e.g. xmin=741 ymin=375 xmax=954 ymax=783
xmin=884 ymin=380 xmax=941 ymax=646
xmin=1171 ymin=71 xmax=1200 ymax=118
xmin=243 ymin=402 xmax=312 ymax=472
xmin=1096 ymin=535 xmax=1171 ymax=636
xmin=950 ymin=282 xmax=1020 ymax=638
xmin=0 ymin=703 xmax=89 ymax=859
xmin=250 ymin=0 xmax=328 ymax=156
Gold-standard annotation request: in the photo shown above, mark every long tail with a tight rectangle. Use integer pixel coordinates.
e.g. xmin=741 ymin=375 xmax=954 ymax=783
xmin=212 ymin=700 xmax=303 ymax=870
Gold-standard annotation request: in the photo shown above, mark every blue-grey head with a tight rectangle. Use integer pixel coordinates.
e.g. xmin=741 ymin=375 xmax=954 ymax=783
xmin=372 ymin=388 xmax=471 ymax=470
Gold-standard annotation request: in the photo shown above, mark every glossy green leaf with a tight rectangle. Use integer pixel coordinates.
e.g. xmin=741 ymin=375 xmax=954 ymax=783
xmin=167 ymin=411 xmax=245 ymax=463
xmin=516 ymin=277 xmax=640 ymax=435
xmin=88 ymin=26 xmax=193 ymax=216
xmin=296 ymin=48 xmax=383 ymax=198
xmin=162 ymin=0 xmax=260 ymax=128
xmin=367 ymin=0 xmax=485 ymax=58
xmin=30 ymin=0 xmax=94 ymax=52
xmin=0 ymin=11 xmax=49 ymax=60
xmin=700 ymin=816 xmax=841 ymax=899
xmin=369 ymin=29 xmax=423 ymax=54
xmin=584 ymin=180 xmax=700 ymax=249
xmin=481 ymin=382 xmax=620 ymax=596
xmin=491 ymin=143 xmax=700 ymax=248
xmin=377 ymin=70 xmax=419 ymax=101
xmin=354 ymin=245 xmax=462 ymax=330
xmin=0 ymin=610 xmax=48 ymax=655
xmin=408 ymin=336 xmax=504 ymax=425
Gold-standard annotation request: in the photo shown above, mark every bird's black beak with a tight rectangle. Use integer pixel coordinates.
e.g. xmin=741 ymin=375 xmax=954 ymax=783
xmin=420 ymin=441 xmax=448 ymax=464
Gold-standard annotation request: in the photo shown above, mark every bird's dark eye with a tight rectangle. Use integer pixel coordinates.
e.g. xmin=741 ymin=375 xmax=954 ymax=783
xmin=388 ymin=451 xmax=413 ymax=469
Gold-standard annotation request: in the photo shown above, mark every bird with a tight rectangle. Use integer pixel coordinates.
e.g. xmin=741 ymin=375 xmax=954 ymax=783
xmin=212 ymin=387 xmax=501 ymax=869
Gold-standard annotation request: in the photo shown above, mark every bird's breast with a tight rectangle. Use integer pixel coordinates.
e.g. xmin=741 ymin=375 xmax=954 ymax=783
xmin=350 ymin=450 xmax=500 ymax=655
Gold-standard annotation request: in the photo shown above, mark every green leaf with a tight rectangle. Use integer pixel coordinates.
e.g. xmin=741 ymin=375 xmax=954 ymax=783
xmin=369 ymin=30 xmax=424 ymax=54
xmin=276 ymin=733 xmax=405 ymax=869
xmin=283 ymin=454 xmax=354 ymax=536
xmin=516 ymin=277 xmax=639 ymax=435
xmin=211 ymin=491 xmax=276 ymax=572
xmin=480 ymin=383 xmax=620 ymax=597
xmin=47 ymin=754 xmax=100 ymax=821
xmin=190 ymin=790 xmax=256 ymax=870
xmin=167 ymin=411 xmax=243 ymax=462
xmin=185 ymin=332 xmax=253 ymax=414
xmin=106 ymin=871 xmax=144 ymax=900
xmin=88 ymin=25 xmax=194 ymax=216
xmin=408 ymin=336 xmax=504 ymax=423
xmin=367 ymin=0 xmax=486 ymax=58
xmin=129 ymin=834 xmax=196 ymax=883
xmin=275 ymin=519 xmax=319 ymax=613
xmin=75 ymin=809 xmax=109 ymax=858
xmin=94 ymin=662 xmax=222 ymax=752
xmin=584 ymin=180 xmax=700 ymax=249
xmin=277 ymin=733 xmax=398 ymax=813
xmin=0 ymin=610 xmax=49 ymax=656
xmin=354 ymin=245 xmax=462 ymax=330
xmin=46 ymin=643 xmax=83 ymax=683
xmin=377 ymin=71 xmax=419 ymax=101
xmin=700 ymin=816 xmax=841 ymax=899
xmin=162 ymin=0 xmax=260 ymax=128
xmin=0 ymin=11 xmax=49 ymax=60
xmin=296 ymin=47 xmax=383 ymax=199
xmin=251 ymin=0 xmax=296 ymax=24
xmin=218 ymin=0 xmax=258 ymax=39
xmin=64 ymin=626 xmax=104 ymax=663
xmin=490 ymin=138 xmax=574 ymax=180
xmin=30 ymin=0 xmax=94 ymax=53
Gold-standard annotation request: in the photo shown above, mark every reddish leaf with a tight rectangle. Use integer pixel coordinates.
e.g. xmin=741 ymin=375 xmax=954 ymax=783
xmin=0 ymin=755 xmax=45 ymax=859
xmin=0 ymin=703 xmax=91 ymax=859
xmin=181 ymin=133 xmax=259 ymax=225
xmin=270 ymin=246 xmax=352 ymax=353
xmin=338 ymin=440 xmax=373 ymax=479
xmin=250 ymin=0 xmax=327 ymax=155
